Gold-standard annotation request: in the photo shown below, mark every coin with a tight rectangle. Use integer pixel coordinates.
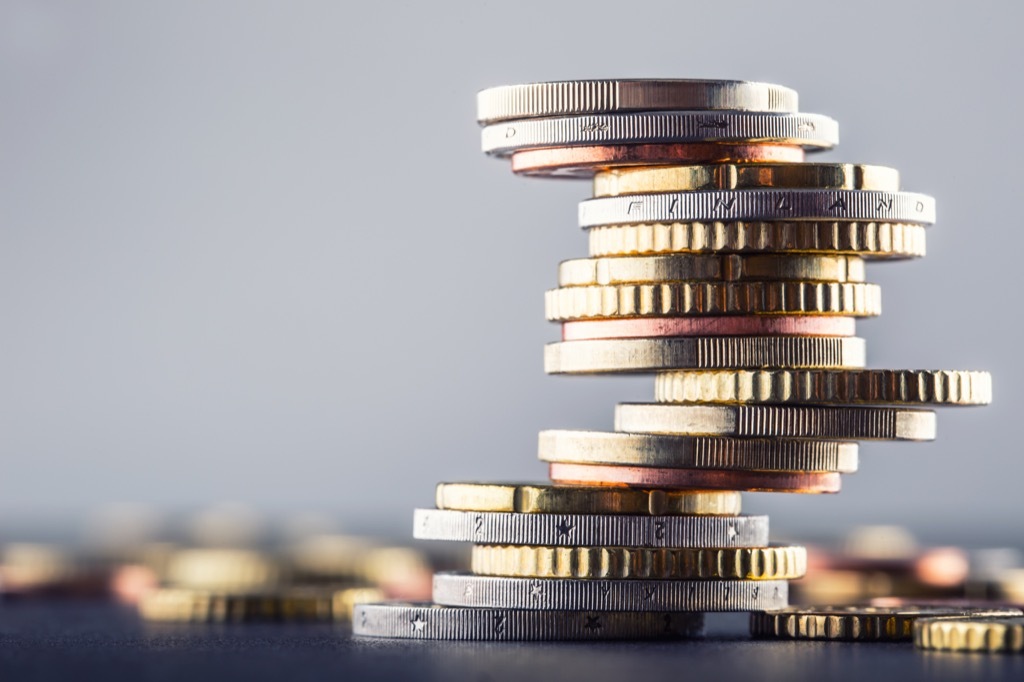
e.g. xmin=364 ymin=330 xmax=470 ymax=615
xmin=548 ymin=463 xmax=842 ymax=494
xmin=614 ymin=403 xmax=937 ymax=441
xmin=654 ymin=369 xmax=993 ymax=406
xmin=433 ymin=483 xmax=742 ymax=516
xmin=914 ymin=615 xmax=1024 ymax=652
xmin=562 ymin=317 xmax=857 ymax=341
xmin=751 ymin=606 xmax=1023 ymax=642
xmin=413 ymin=509 xmax=768 ymax=547
xmin=482 ymin=112 xmax=838 ymax=156
xmin=138 ymin=586 xmax=383 ymax=623
xmin=471 ymin=545 xmax=807 ymax=580
xmin=587 ymin=221 xmax=927 ymax=259
xmin=353 ymin=602 xmax=705 ymax=640
xmin=579 ymin=190 xmax=936 ymax=227
xmin=476 ymin=80 xmax=799 ymax=123
xmin=163 ymin=549 xmax=282 ymax=591
xmin=593 ymin=164 xmax=899 ymax=196
xmin=558 ymin=254 xmax=866 ymax=286
xmin=545 ymin=281 xmax=881 ymax=320
xmin=538 ymin=431 xmax=858 ymax=473
xmin=512 ymin=143 xmax=806 ymax=177
xmin=433 ymin=572 xmax=790 ymax=611
xmin=545 ymin=337 xmax=867 ymax=374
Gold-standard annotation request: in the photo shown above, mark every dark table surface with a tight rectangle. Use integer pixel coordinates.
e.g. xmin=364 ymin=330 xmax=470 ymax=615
xmin=1 ymin=601 xmax=1021 ymax=681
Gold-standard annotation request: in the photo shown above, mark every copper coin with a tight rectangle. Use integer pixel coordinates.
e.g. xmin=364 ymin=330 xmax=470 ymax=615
xmin=512 ymin=143 xmax=806 ymax=178
xmin=561 ymin=316 xmax=856 ymax=341
xmin=548 ymin=462 xmax=841 ymax=493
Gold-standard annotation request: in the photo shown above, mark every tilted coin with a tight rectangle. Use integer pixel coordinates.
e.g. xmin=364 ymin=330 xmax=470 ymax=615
xmin=434 ymin=482 xmax=742 ymax=516
xmin=512 ymin=143 xmax=806 ymax=178
xmin=548 ymin=462 xmax=842 ymax=494
xmin=413 ymin=509 xmax=768 ymax=547
xmin=138 ymin=586 xmax=383 ymax=623
xmin=482 ymin=112 xmax=838 ymax=156
xmin=561 ymin=316 xmax=857 ymax=341
xmin=914 ymin=615 xmax=1024 ymax=652
xmin=353 ymin=602 xmax=705 ymax=640
xmin=545 ymin=281 xmax=881 ymax=320
xmin=433 ymin=572 xmax=790 ymax=612
xmin=579 ymin=190 xmax=935 ymax=227
xmin=538 ymin=430 xmax=858 ymax=473
xmin=471 ymin=545 xmax=807 ymax=580
xmin=593 ymin=163 xmax=899 ymax=196
xmin=655 ymin=369 xmax=993 ymax=406
xmin=476 ymin=79 xmax=799 ymax=123
xmin=614 ymin=403 xmax=937 ymax=441
xmin=545 ymin=337 xmax=866 ymax=374
xmin=587 ymin=221 xmax=926 ymax=259
xmin=557 ymin=254 xmax=866 ymax=286
xmin=752 ymin=606 xmax=1023 ymax=642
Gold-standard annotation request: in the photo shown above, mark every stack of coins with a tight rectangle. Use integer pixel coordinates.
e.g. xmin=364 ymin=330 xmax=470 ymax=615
xmin=353 ymin=79 xmax=993 ymax=641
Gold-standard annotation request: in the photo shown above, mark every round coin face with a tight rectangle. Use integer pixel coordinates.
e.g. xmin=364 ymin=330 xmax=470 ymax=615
xmin=353 ymin=602 xmax=705 ymax=640
xmin=752 ymin=606 xmax=1024 ymax=642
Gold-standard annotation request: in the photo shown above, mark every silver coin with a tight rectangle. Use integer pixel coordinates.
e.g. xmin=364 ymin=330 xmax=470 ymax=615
xmin=538 ymin=430 xmax=859 ymax=473
xmin=545 ymin=337 xmax=867 ymax=374
xmin=482 ymin=112 xmax=838 ymax=156
xmin=578 ymin=190 xmax=936 ymax=227
xmin=412 ymin=509 xmax=769 ymax=548
xmin=614 ymin=403 xmax=937 ymax=441
xmin=477 ymin=80 xmax=799 ymax=123
xmin=433 ymin=572 xmax=789 ymax=612
xmin=352 ymin=602 xmax=705 ymax=640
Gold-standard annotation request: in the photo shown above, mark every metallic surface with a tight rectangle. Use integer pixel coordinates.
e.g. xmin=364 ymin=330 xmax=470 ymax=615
xmin=752 ymin=606 xmax=1023 ymax=642
xmin=561 ymin=316 xmax=857 ymax=340
xmin=433 ymin=572 xmax=790 ymax=611
xmin=557 ymin=254 xmax=866 ymax=286
xmin=545 ymin=337 xmax=867 ymax=374
xmin=412 ymin=508 xmax=768 ymax=548
xmin=655 ymin=369 xmax=993 ymax=406
xmin=477 ymin=79 xmax=799 ymax=123
xmin=914 ymin=615 xmax=1024 ymax=652
xmin=471 ymin=544 xmax=807 ymax=580
xmin=512 ymin=143 xmax=806 ymax=177
xmin=587 ymin=221 xmax=927 ymax=258
xmin=138 ymin=586 xmax=384 ymax=623
xmin=614 ymin=403 xmax=937 ymax=441
xmin=579 ymin=190 xmax=936 ymax=227
xmin=545 ymin=281 xmax=882 ymax=320
xmin=538 ymin=430 xmax=858 ymax=473
xmin=548 ymin=462 xmax=842 ymax=494
xmin=593 ymin=163 xmax=899 ymax=196
xmin=482 ymin=112 xmax=839 ymax=155
xmin=433 ymin=482 xmax=742 ymax=516
xmin=353 ymin=602 xmax=704 ymax=640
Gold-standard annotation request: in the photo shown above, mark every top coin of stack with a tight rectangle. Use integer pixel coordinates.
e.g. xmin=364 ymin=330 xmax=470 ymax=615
xmin=353 ymin=79 xmax=992 ymax=642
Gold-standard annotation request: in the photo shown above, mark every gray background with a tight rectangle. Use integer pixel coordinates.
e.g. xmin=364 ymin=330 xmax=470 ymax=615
xmin=0 ymin=0 xmax=1020 ymax=540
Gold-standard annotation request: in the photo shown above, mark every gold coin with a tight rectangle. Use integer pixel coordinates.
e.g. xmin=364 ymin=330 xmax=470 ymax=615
xmin=164 ymin=549 xmax=282 ymax=591
xmin=588 ymin=221 xmax=926 ymax=258
xmin=915 ymin=616 xmax=1024 ymax=652
xmin=546 ymin=282 xmax=881 ymax=321
xmin=471 ymin=545 xmax=806 ymax=580
xmin=654 ymin=369 xmax=993 ymax=406
xmin=138 ymin=586 xmax=384 ymax=623
xmin=538 ymin=430 xmax=858 ymax=473
xmin=752 ymin=606 xmax=1023 ymax=642
xmin=558 ymin=254 xmax=866 ymax=286
xmin=434 ymin=483 xmax=741 ymax=516
xmin=593 ymin=163 xmax=900 ymax=197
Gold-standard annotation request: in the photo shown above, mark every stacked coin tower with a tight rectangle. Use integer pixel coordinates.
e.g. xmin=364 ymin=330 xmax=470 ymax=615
xmin=353 ymin=79 xmax=992 ymax=641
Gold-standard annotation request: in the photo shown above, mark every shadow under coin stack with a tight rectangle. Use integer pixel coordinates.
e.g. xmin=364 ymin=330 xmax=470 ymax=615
xmin=353 ymin=79 xmax=992 ymax=641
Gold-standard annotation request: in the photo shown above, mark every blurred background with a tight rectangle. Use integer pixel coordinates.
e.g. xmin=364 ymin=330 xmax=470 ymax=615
xmin=0 ymin=0 xmax=1021 ymax=550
